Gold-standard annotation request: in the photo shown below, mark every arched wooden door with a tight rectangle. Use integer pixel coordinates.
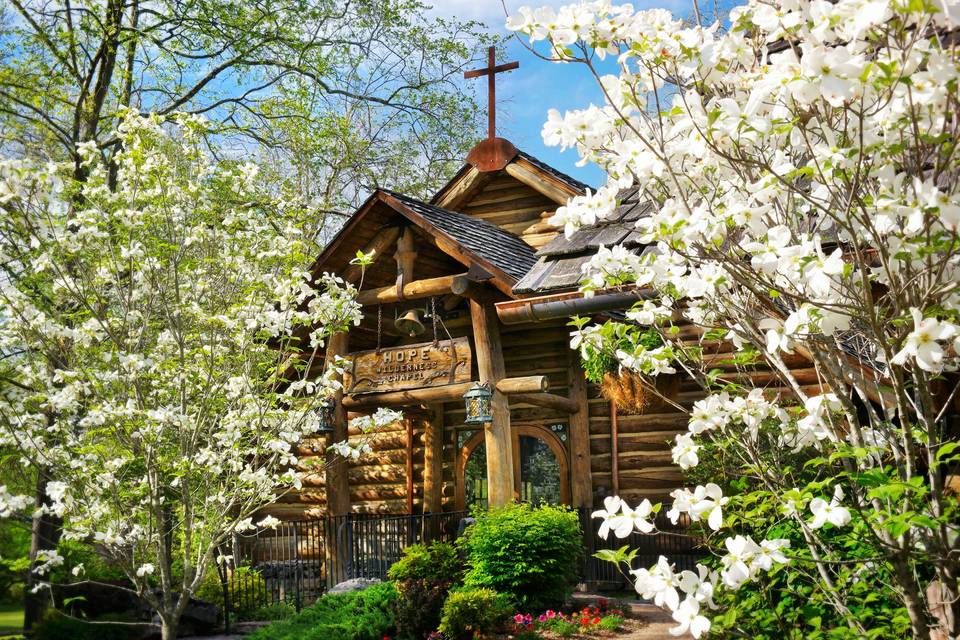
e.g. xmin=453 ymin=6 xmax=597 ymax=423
xmin=456 ymin=425 xmax=570 ymax=511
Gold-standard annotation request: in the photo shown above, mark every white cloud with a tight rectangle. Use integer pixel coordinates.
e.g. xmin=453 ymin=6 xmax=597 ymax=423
xmin=425 ymin=0 xmax=571 ymax=31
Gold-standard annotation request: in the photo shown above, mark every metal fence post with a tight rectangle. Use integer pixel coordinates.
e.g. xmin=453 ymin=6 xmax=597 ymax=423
xmin=293 ymin=524 xmax=302 ymax=613
xmin=216 ymin=544 xmax=231 ymax=635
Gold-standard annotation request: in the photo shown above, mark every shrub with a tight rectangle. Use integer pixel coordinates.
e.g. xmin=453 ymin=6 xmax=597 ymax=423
xmin=387 ymin=541 xmax=462 ymax=583
xmin=245 ymin=582 xmax=396 ymax=640
xmin=388 ymin=541 xmax=463 ymax=640
xmin=459 ymin=503 xmax=582 ymax=610
xmin=438 ymin=588 xmax=512 ymax=640
xmin=195 ymin=565 xmax=267 ymax=621
xmin=32 ymin=611 xmax=142 ymax=640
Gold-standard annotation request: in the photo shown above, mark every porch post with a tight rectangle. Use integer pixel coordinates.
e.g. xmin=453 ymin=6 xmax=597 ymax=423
xmin=423 ymin=404 xmax=444 ymax=513
xmin=470 ymin=300 xmax=515 ymax=507
xmin=568 ymin=351 xmax=593 ymax=509
xmin=324 ymin=331 xmax=351 ymax=517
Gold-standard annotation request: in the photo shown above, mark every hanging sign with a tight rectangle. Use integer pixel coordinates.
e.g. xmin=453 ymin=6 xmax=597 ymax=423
xmin=343 ymin=337 xmax=472 ymax=395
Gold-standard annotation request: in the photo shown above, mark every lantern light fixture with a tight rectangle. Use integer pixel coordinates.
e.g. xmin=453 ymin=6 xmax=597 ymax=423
xmin=316 ymin=398 xmax=336 ymax=435
xmin=462 ymin=382 xmax=493 ymax=425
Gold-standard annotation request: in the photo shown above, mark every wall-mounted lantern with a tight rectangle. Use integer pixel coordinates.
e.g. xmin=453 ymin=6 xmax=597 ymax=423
xmin=316 ymin=398 xmax=337 ymax=435
xmin=462 ymin=382 xmax=493 ymax=425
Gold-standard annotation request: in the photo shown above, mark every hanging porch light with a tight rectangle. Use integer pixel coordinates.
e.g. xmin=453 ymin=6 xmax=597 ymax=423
xmin=316 ymin=397 xmax=337 ymax=435
xmin=462 ymin=382 xmax=493 ymax=425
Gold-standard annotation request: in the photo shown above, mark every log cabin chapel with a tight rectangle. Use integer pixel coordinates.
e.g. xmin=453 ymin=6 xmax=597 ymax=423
xmin=264 ymin=48 xmax=700 ymax=523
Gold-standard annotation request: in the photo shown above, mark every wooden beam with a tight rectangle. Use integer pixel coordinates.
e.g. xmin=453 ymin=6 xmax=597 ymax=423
xmin=394 ymin=226 xmax=417 ymax=295
xmin=434 ymin=166 xmax=495 ymax=210
xmin=423 ymin=404 xmax=444 ymax=514
xmin=568 ymin=351 xmax=593 ymax=509
xmin=356 ymin=273 xmax=470 ymax=306
xmin=505 ymin=159 xmax=579 ymax=205
xmin=341 ymin=226 xmax=401 ymax=284
xmin=471 ymin=299 xmax=515 ymax=507
xmin=342 ymin=375 xmax=546 ymax=409
xmin=508 ymin=392 xmax=579 ymax=414
xmin=510 ymin=393 xmax=580 ymax=414
xmin=324 ymin=332 xmax=351 ymax=517
xmin=496 ymin=375 xmax=548 ymax=394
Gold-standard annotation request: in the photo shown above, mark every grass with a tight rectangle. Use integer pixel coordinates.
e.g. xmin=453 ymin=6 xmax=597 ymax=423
xmin=0 ymin=603 xmax=23 ymax=635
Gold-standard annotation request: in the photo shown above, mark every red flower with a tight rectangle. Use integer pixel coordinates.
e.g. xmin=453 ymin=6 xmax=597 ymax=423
xmin=593 ymin=616 xmax=602 ymax=625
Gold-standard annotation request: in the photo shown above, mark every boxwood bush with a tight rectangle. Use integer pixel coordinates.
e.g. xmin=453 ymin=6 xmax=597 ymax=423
xmin=459 ymin=503 xmax=582 ymax=610
xmin=245 ymin=582 xmax=396 ymax=640
xmin=438 ymin=587 xmax=513 ymax=640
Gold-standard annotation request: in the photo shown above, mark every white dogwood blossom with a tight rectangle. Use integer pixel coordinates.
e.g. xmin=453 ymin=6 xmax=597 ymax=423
xmin=0 ymin=112 xmax=385 ymax=636
xmin=809 ymin=486 xmax=853 ymax=529
xmin=511 ymin=0 xmax=960 ymax=633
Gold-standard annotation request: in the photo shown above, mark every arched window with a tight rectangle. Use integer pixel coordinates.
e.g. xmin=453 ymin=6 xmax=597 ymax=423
xmin=456 ymin=425 xmax=569 ymax=511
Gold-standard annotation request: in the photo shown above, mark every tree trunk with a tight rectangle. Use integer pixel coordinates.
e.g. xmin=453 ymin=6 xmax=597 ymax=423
xmin=23 ymin=469 xmax=63 ymax=632
xmin=159 ymin=612 xmax=179 ymax=640
xmin=892 ymin=554 xmax=931 ymax=640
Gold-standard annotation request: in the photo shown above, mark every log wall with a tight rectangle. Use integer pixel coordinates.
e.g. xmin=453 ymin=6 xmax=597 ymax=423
xmin=262 ymin=312 xmax=827 ymax=522
xmin=451 ymin=174 xmax=561 ymax=249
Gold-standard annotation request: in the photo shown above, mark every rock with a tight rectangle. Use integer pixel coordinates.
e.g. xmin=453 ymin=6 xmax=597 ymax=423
xmin=328 ymin=577 xmax=382 ymax=594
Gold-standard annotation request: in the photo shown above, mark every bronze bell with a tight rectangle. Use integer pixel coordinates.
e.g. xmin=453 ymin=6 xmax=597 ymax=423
xmin=395 ymin=309 xmax=425 ymax=337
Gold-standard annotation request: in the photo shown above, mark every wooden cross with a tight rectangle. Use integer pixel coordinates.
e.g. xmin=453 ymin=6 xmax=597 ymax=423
xmin=464 ymin=46 xmax=519 ymax=140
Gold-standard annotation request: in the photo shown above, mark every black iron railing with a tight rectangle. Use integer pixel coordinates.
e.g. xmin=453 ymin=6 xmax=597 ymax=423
xmin=216 ymin=507 xmax=707 ymax=630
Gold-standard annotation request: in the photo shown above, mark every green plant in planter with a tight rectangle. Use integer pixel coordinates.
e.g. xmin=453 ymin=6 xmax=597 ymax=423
xmin=387 ymin=541 xmax=463 ymax=640
xmin=459 ymin=503 xmax=582 ymax=611
xmin=570 ymin=317 xmax=667 ymax=384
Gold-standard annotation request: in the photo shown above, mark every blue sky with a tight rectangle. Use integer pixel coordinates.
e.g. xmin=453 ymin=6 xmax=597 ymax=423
xmin=428 ymin=0 xmax=686 ymax=188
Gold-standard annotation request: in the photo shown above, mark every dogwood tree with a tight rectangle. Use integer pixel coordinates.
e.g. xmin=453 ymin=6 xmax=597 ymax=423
xmin=0 ymin=112 xmax=395 ymax=639
xmin=510 ymin=0 xmax=959 ymax=637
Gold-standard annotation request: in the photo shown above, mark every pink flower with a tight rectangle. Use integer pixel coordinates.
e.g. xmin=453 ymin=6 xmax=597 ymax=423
xmin=546 ymin=610 xmax=556 ymax=619
xmin=514 ymin=614 xmax=525 ymax=624
xmin=538 ymin=615 xmax=547 ymax=622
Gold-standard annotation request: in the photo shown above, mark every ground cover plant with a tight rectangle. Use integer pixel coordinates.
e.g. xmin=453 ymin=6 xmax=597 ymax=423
xmin=245 ymin=582 xmax=397 ymax=640
xmin=508 ymin=0 xmax=960 ymax=637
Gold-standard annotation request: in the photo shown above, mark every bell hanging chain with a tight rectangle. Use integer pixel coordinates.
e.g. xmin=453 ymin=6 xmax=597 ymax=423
xmin=376 ymin=304 xmax=382 ymax=354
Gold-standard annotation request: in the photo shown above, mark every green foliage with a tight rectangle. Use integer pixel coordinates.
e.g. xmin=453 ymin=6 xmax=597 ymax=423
xmin=388 ymin=541 xmax=463 ymax=640
xmin=245 ymin=601 xmax=297 ymax=621
xmin=459 ymin=503 xmax=582 ymax=610
xmin=195 ymin=566 xmax=268 ymax=621
xmin=0 ymin=462 xmax=31 ymax=605
xmin=570 ymin=317 xmax=665 ymax=384
xmin=394 ymin=579 xmax=451 ymax=640
xmin=32 ymin=611 xmax=141 ymax=640
xmin=688 ymin=431 xmax=914 ymax=638
xmin=596 ymin=613 xmax=623 ymax=631
xmin=707 ymin=559 xmax=911 ymax=639
xmin=51 ymin=541 xmax=127 ymax=584
xmin=246 ymin=583 xmax=396 ymax=640
xmin=387 ymin=541 xmax=462 ymax=583
xmin=437 ymin=588 xmax=513 ymax=640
